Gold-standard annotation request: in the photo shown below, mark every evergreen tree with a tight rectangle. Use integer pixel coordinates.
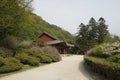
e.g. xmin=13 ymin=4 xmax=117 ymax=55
xmin=76 ymin=17 xmax=109 ymax=54
xmin=97 ymin=17 xmax=108 ymax=43
xmin=76 ymin=23 xmax=90 ymax=53
xmin=87 ymin=17 xmax=98 ymax=45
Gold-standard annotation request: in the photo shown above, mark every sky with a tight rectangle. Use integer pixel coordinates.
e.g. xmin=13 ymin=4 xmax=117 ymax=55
xmin=32 ymin=0 xmax=120 ymax=35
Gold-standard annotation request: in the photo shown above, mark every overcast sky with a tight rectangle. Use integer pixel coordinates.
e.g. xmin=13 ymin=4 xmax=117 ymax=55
xmin=32 ymin=0 xmax=120 ymax=35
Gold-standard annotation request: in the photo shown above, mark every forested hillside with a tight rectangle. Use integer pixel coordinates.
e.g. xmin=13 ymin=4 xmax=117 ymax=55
xmin=20 ymin=13 xmax=74 ymax=42
xmin=0 ymin=0 xmax=74 ymax=42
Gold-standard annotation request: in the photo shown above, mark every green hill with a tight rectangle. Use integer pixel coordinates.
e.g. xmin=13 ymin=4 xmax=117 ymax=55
xmin=21 ymin=13 xmax=74 ymax=42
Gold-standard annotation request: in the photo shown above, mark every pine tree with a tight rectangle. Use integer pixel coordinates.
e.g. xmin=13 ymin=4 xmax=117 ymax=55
xmin=76 ymin=17 xmax=109 ymax=54
xmin=76 ymin=23 xmax=90 ymax=53
xmin=97 ymin=17 xmax=108 ymax=43
xmin=87 ymin=17 xmax=98 ymax=45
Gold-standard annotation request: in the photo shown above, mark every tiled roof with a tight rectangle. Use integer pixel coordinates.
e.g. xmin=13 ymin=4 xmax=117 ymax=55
xmin=47 ymin=40 xmax=74 ymax=47
xmin=66 ymin=43 xmax=74 ymax=47
xmin=47 ymin=40 xmax=64 ymax=45
xmin=39 ymin=32 xmax=58 ymax=40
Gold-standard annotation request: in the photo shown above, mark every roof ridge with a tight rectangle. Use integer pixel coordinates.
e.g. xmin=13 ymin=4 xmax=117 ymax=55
xmin=39 ymin=31 xmax=59 ymax=40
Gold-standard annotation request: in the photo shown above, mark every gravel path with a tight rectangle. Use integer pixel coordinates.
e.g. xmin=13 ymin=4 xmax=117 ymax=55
xmin=0 ymin=55 xmax=102 ymax=80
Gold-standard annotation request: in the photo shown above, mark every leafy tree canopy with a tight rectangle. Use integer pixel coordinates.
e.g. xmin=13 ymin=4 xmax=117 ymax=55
xmin=0 ymin=0 xmax=33 ymax=39
xmin=0 ymin=0 xmax=74 ymax=43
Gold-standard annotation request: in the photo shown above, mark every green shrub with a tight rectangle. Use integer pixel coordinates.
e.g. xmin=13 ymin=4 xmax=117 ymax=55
xmin=19 ymin=41 xmax=32 ymax=49
xmin=26 ymin=50 xmax=53 ymax=63
xmin=32 ymin=39 xmax=47 ymax=47
xmin=40 ymin=54 xmax=52 ymax=63
xmin=22 ymin=49 xmax=47 ymax=63
xmin=5 ymin=57 xmax=21 ymax=64
xmin=20 ymin=47 xmax=60 ymax=64
xmin=0 ymin=57 xmax=23 ymax=73
xmin=48 ymin=53 xmax=60 ymax=62
xmin=23 ymin=49 xmax=59 ymax=63
xmin=90 ymin=42 xmax=120 ymax=58
xmin=15 ymin=53 xmax=39 ymax=66
xmin=0 ymin=57 xmax=5 ymax=66
xmin=0 ymin=49 xmax=6 ymax=58
xmin=41 ymin=46 xmax=61 ymax=61
xmin=0 ymin=47 xmax=13 ymax=57
xmin=107 ymin=54 xmax=120 ymax=63
xmin=22 ymin=49 xmax=41 ymax=58
xmin=84 ymin=55 xmax=120 ymax=80
xmin=0 ymin=36 xmax=20 ymax=52
xmin=90 ymin=46 xmax=109 ymax=58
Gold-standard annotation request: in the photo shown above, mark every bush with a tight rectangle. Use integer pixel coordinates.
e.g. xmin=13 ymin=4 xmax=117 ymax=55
xmin=5 ymin=57 xmax=21 ymax=64
xmin=32 ymin=39 xmax=47 ymax=47
xmin=20 ymin=47 xmax=61 ymax=63
xmin=107 ymin=53 xmax=120 ymax=63
xmin=26 ymin=50 xmax=53 ymax=63
xmin=48 ymin=53 xmax=60 ymax=62
xmin=24 ymin=49 xmax=60 ymax=62
xmin=40 ymin=54 xmax=52 ymax=63
xmin=84 ymin=55 xmax=120 ymax=80
xmin=90 ymin=45 xmax=109 ymax=58
xmin=90 ymin=42 xmax=120 ymax=58
xmin=0 ymin=57 xmax=5 ymax=66
xmin=31 ymin=46 xmax=42 ymax=51
xmin=0 ymin=57 xmax=23 ymax=73
xmin=0 ymin=49 xmax=7 ymax=58
xmin=22 ymin=49 xmax=42 ymax=58
xmin=24 ymin=47 xmax=61 ymax=63
xmin=0 ymin=36 xmax=20 ymax=51
xmin=19 ymin=41 xmax=32 ymax=49
xmin=0 ymin=47 xmax=13 ymax=57
xmin=41 ymin=46 xmax=62 ymax=61
xmin=15 ymin=53 xmax=39 ymax=66
xmin=19 ymin=49 xmax=53 ymax=63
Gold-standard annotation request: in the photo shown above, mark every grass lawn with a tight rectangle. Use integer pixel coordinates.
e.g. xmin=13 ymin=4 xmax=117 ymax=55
xmin=0 ymin=63 xmax=46 ymax=78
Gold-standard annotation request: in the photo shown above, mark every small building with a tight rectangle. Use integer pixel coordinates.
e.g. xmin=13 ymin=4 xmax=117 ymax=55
xmin=39 ymin=32 xmax=74 ymax=54
xmin=39 ymin=32 xmax=57 ymax=42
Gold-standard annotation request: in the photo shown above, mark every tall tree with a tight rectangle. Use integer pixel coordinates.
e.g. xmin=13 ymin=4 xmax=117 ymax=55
xmin=76 ymin=23 xmax=90 ymax=53
xmin=97 ymin=17 xmax=108 ymax=43
xmin=76 ymin=17 xmax=109 ymax=54
xmin=87 ymin=17 xmax=98 ymax=44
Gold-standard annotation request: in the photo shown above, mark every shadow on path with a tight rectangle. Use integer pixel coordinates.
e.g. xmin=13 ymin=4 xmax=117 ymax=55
xmin=79 ymin=60 xmax=105 ymax=80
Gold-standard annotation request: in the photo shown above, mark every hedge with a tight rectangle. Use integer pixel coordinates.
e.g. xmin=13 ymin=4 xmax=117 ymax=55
xmin=22 ymin=49 xmax=42 ymax=59
xmin=107 ymin=53 xmax=120 ymax=63
xmin=84 ymin=55 xmax=120 ymax=80
xmin=15 ymin=53 xmax=39 ymax=66
xmin=22 ymin=49 xmax=60 ymax=63
xmin=0 ymin=57 xmax=23 ymax=73
xmin=48 ymin=53 xmax=60 ymax=62
xmin=39 ymin=54 xmax=52 ymax=63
